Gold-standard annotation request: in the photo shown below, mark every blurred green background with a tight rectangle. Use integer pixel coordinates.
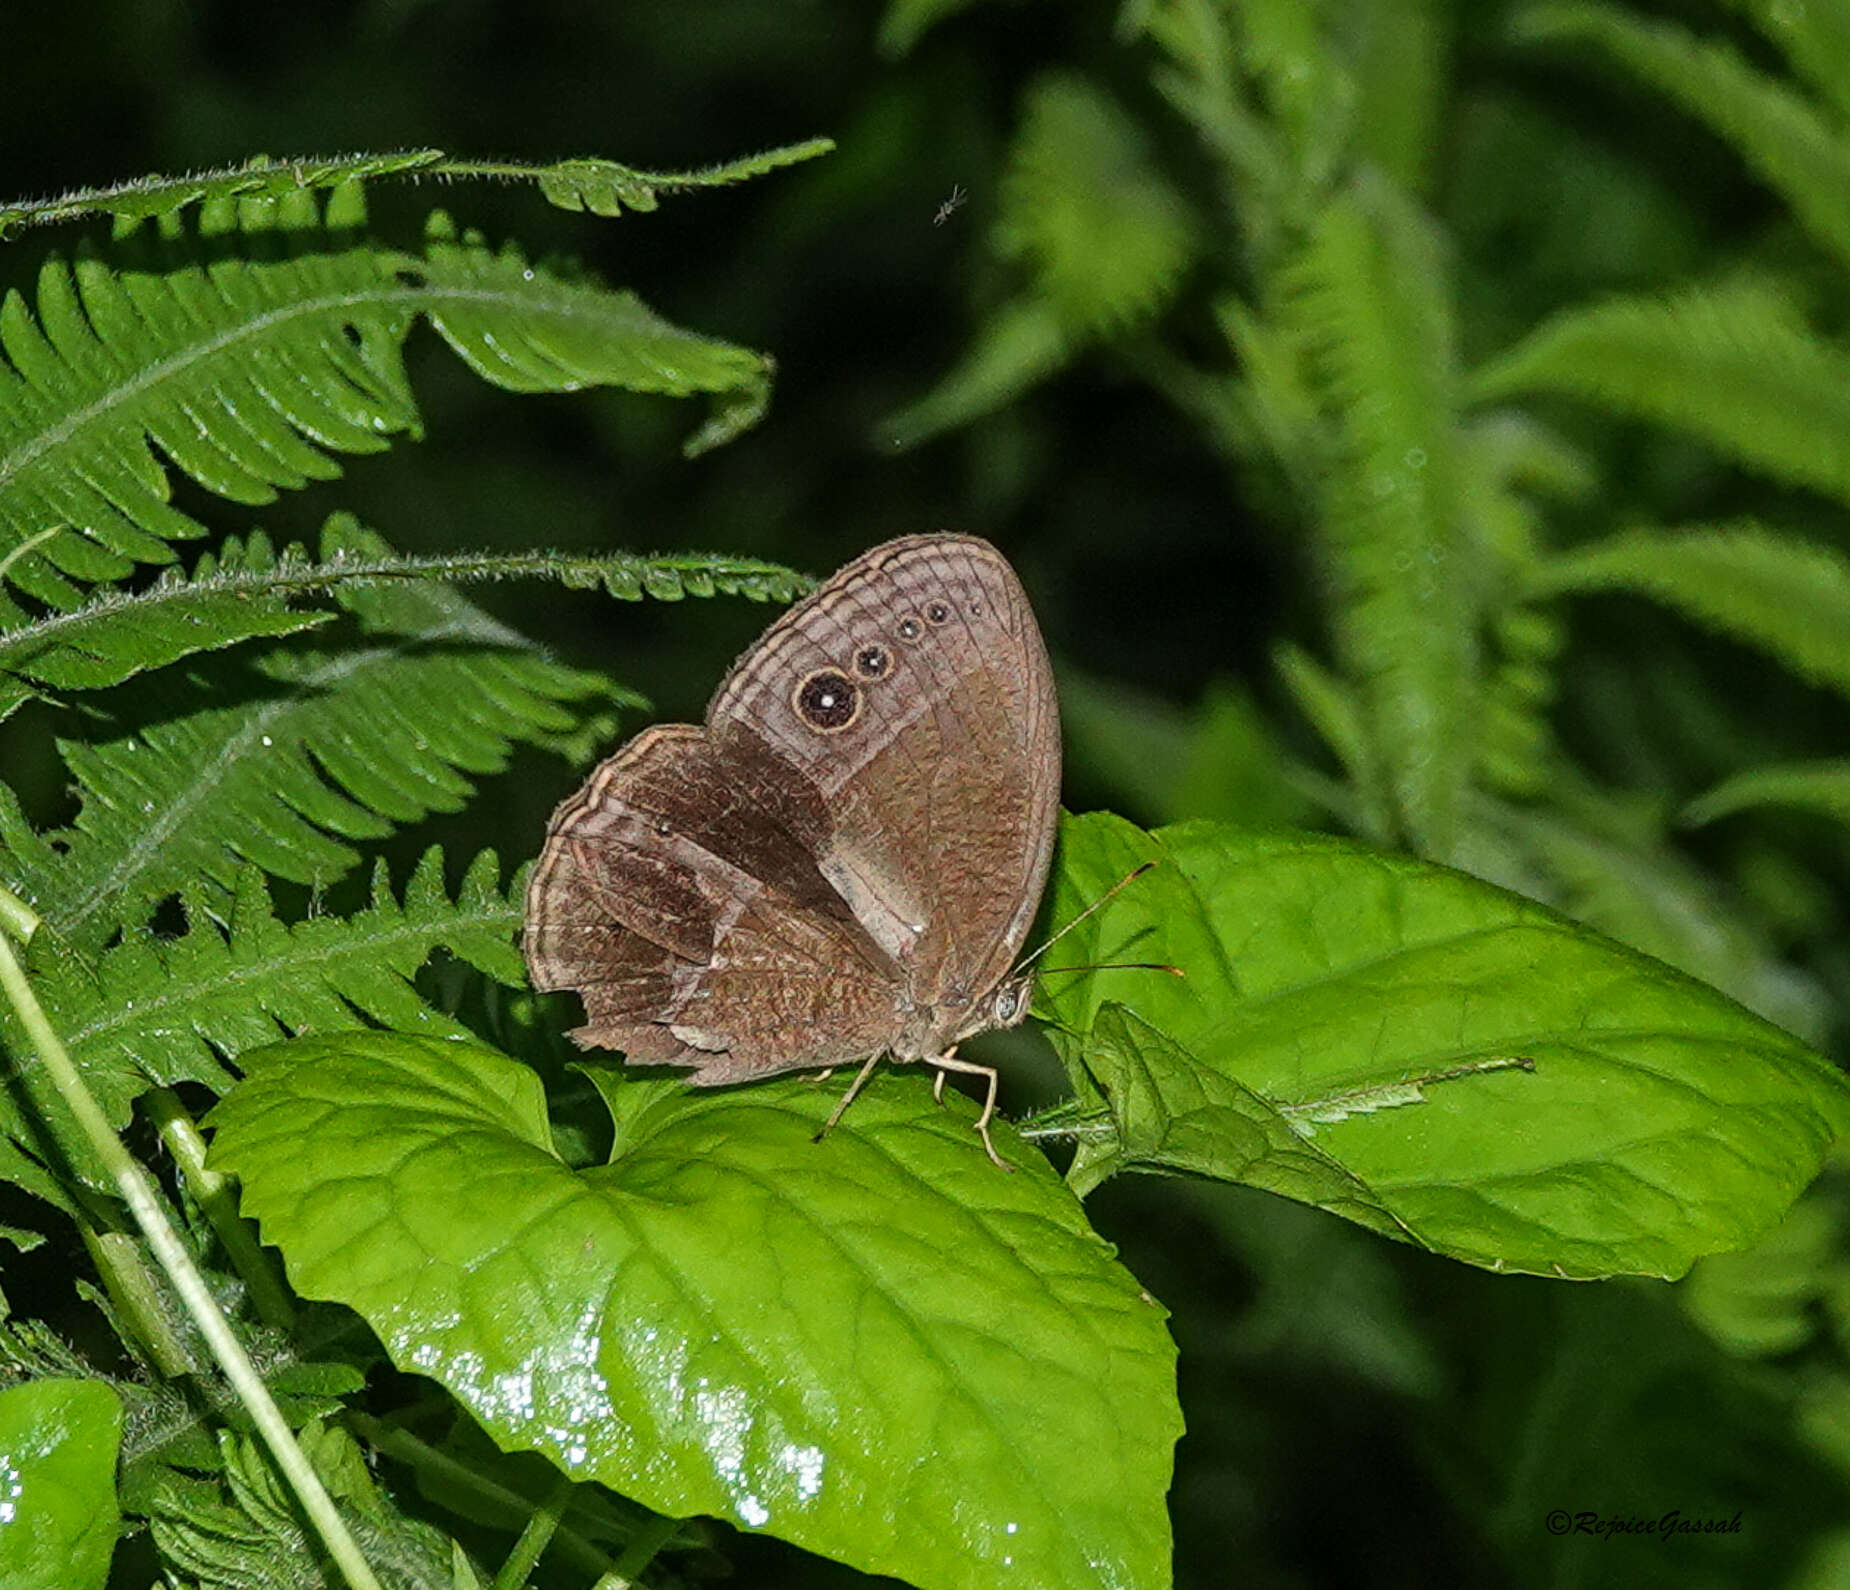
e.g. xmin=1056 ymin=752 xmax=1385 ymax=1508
xmin=8 ymin=2 xmax=1850 ymax=1586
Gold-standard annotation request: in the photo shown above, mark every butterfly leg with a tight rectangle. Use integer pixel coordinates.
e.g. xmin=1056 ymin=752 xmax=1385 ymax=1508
xmin=926 ymin=1049 xmax=1011 ymax=1172
xmin=812 ymin=1052 xmax=885 ymax=1145
xmin=932 ymin=1069 xmax=947 ymax=1104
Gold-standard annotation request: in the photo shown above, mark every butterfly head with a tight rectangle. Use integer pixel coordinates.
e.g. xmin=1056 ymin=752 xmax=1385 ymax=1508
xmin=986 ymin=973 xmax=1035 ymax=1033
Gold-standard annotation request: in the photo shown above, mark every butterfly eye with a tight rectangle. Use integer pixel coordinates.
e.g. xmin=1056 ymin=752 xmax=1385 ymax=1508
xmin=793 ymin=668 xmax=861 ymax=731
xmin=994 ymin=984 xmax=1022 ymax=1022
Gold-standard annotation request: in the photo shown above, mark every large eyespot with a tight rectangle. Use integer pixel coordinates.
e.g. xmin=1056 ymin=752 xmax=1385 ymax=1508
xmin=794 ymin=668 xmax=860 ymax=731
xmin=853 ymin=643 xmax=891 ymax=680
xmin=925 ymin=599 xmax=952 ymax=625
xmin=896 ymin=615 xmax=924 ymax=643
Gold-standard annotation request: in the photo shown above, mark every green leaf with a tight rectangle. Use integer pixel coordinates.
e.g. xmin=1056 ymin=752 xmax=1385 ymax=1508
xmin=1521 ymin=4 xmax=1850 ymax=276
xmin=1037 ymin=812 xmax=1850 ymax=1279
xmin=1475 ymin=280 xmax=1850 ymax=506
xmin=1682 ymin=1194 xmax=1843 ymax=1356
xmin=1530 ymin=523 xmax=1850 ymax=702
xmin=206 ymin=1033 xmax=1180 ymax=1590
xmin=1283 ymin=178 xmax=1476 ymax=859
xmin=0 ymin=1379 xmax=122 ymax=1590
xmin=149 ymin=1421 xmax=463 ymax=1589
xmin=16 ymin=517 xmax=620 ymax=950
xmin=1684 ymin=760 xmax=1850 ymax=829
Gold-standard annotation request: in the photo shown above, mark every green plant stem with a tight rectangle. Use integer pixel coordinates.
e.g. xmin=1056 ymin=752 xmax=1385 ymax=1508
xmin=349 ymin=1412 xmax=623 ymax=1580
xmin=0 ymin=926 xmax=385 ymax=1590
xmin=491 ymin=1473 xmax=574 ymax=1590
xmin=146 ymin=1086 xmax=297 ymax=1332
xmin=0 ymin=882 xmax=37 ymax=946
xmin=601 ymin=1513 xmax=679 ymax=1589
xmin=79 ymin=1225 xmax=197 ymax=1379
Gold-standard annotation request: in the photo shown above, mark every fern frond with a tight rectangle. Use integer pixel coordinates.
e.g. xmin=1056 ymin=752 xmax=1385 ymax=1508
xmin=879 ymin=300 xmax=1070 ymax=451
xmin=0 ymin=186 xmax=773 ymax=621
xmin=0 ymin=849 xmax=521 ymax=1198
xmin=504 ymin=139 xmax=836 ymax=216
xmin=0 ymin=141 xmax=834 ymax=236
xmin=1684 ymin=760 xmax=1850 ymax=828
xmin=1521 ymin=5 xmax=1850 ymax=276
xmin=1530 ymin=522 xmax=1850 ymax=701
xmin=1475 ymin=278 xmax=1850 ymax=505
xmin=998 ymin=73 xmax=1198 ymax=336
xmin=1483 ymin=795 xmax=1828 ymax=1042
xmin=877 ymin=0 xmax=985 ymax=55
xmin=0 ymin=532 xmax=332 ymax=725
xmin=65 ymin=850 xmax=520 ymax=1089
xmin=1722 ymin=0 xmax=1850 ymax=124
xmin=1283 ymin=177 xmax=1476 ymax=860
xmin=0 ymin=529 xmax=808 ymax=726
xmin=0 ymin=150 xmax=443 ymax=238
xmin=4 ymin=518 xmax=623 ymax=951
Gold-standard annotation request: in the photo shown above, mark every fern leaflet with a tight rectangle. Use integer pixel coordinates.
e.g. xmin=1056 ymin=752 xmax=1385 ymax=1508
xmin=0 ymin=849 xmax=522 ymax=1197
xmin=1530 ymin=522 xmax=1850 ymax=703
xmin=1684 ymin=761 xmax=1850 ymax=828
xmin=1283 ymin=177 xmax=1476 ymax=860
xmin=6 ymin=518 xmax=626 ymax=951
xmin=0 ymin=140 xmax=834 ymax=237
xmin=1523 ymin=5 xmax=1850 ymax=276
xmin=1475 ymin=278 xmax=1850 ymax=507
xmin=0 ymin=185 xmax=772 ymax=621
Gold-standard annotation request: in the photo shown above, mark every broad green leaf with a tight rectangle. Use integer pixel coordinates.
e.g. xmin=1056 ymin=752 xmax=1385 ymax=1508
xmin=1037 ymin=813 xmax=1850 ymax=1279
xmin=0 ymin=1379 xmax=122 ymax=1590
xmin=1530 ymin=524 xmax=1850 ymax=702
xmin=206 ymin=1033 xmax=1180 ymax=1590
xmin=1684 ymin=760 xmax=1850 ymax=829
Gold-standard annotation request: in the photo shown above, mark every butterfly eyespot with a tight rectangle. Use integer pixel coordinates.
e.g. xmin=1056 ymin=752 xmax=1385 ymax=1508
xmin=653 ymin=818 xmax=672 ymax=837
xmin=896 ymin=615 xmax=923 ymax=643
xmin=925 ymin=600 xmax=952 ymax=625
xmin=968 ymin=599 xmax=985 ymax=617
xmin=794 ymin=668 xmax=861 ymax=732
xmin=853 ymin=644 xmax=891 ymax=679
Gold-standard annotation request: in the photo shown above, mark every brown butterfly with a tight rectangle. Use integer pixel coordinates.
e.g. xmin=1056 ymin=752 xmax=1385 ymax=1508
xmin=523 ymin=534 xmax=1060 ymax=1165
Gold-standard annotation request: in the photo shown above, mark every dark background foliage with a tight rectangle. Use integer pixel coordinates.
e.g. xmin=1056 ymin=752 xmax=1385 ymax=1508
xmin=7 ymin=2 xmax=1850 ymax=1587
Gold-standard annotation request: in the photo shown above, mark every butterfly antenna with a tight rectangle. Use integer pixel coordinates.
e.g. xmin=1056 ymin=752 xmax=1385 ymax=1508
xmin=1013 ymin=861 xmax=1158 ymax=975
